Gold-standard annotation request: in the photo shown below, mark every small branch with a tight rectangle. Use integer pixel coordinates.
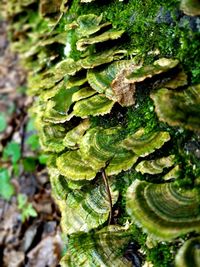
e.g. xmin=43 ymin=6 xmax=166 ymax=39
xmin=0 ymin=88 xmax=16 ymax=94
xmin=47 ymin=12 xmax=64 ymax=37
xmin=101 ymin=168 xmax=112 ymax=225
xmin=20 ymin=114 xmax=28 ymax=157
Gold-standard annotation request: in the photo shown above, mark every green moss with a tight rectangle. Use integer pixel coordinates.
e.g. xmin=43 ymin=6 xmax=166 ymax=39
xmin=129 ymin=224 xmax=147 ymax=248
xmin=171 ymin=130 xmax=200 ymax=189
xmin=147 ymin=242 xmax=175 ymax=267
xmin=113 ymin=173 xmax=147 ymax=247
xmin=64 ymin=0 xmax=200 ymax=83
xmin=126 ymin=96 xmax=159 ymax=134
xmin=113 ymin=172 xmax=134 ymax=224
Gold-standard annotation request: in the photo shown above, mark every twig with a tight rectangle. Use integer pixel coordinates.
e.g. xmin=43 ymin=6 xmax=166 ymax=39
xmin=44 ymin=12 xmax=64 ymax=40
xmin=101 ymin=168 xmax=113 ymax=225
xmin=0 ymin=88 xmax=15 ymax=94
xmin=20 ymin=113 xmax=28 ymax=157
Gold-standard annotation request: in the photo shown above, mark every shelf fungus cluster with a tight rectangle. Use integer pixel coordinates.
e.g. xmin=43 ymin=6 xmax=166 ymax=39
xmin=6 ymin=0 xmax=200 ymax=266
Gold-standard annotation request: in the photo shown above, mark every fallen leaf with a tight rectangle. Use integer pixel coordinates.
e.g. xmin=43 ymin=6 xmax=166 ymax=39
xmin=3 ymin=250 xmax=25 ymax=267
xmin=27 ymin=234 xmax=62 ymax=267
xmin=111 ymin=69 xmax=136 ymax=107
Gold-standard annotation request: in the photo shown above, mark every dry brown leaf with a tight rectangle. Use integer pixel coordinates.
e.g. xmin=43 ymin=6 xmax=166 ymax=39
xmin=21 ymin=223 xmax=39 ymax=252
xmin=3 ymin=250 xmax=25 ymax=267
xmin=111 ymin=69 xmax=136 ymax=107
xmin=27 ymin=234 xmax=62 ymax=267
xmin=0 ymin=203 xmax=22 ymax=246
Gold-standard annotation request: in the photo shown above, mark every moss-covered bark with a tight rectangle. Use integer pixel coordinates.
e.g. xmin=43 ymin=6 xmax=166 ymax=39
xmin=5 ymin=0 xmax=200 ymax=266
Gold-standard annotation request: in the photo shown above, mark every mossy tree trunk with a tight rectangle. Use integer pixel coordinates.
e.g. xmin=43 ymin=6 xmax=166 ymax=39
xmin=5 ymin=1 xmax=200 ymax=266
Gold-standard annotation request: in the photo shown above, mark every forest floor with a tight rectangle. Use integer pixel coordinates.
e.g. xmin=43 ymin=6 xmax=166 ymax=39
xmin=0 ymin=19 xmax=62 ymax=267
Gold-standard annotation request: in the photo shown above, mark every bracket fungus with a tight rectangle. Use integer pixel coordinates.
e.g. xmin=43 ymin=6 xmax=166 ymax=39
xmin=79 ymin=126 xmax=124 ymax=170
xmin=106 ymin=149 xmax=138 ymax=176
xmin=126 ymin=58 xmax=179 ymax=83
xmin=151 ymin=84 xmax=200 ymax=131
xmin=39 ymin=0 xmax=63 ymax=18
xmin=60 ymin=226 xmax=133 ymax=267
xmin=121 ymin=129 xmax=170 ymax=157
xmin=135 ymin=155 xmax=175 ymax=175
xmin=163 ymin=165 xmax=181 ymax=181
xmin=56 ymin=150 xmax=97 ymax=180
xmin=59 ymin=181 xmax=119 ymax=234
xmin=175 ymin=237 xmax=200 ymax=267
xmin=63 ymin=119 xmax=90 ymax=149
xmin=74 ymin=14 xmax=105 ymax=37
xmin=39 ymin=123 xmax=67 ymax=152
xmin=43 ymin=86 xmax=80 ymax=123
xmin=180 ymin=0 xmax=200 ymax=16
xmin=126 ymin=180 xmax=200 ymax=240
xmin=72 ymin=94 xmax=115 ymax=118
xmin=49 ymin=167 xmax=70 ymax=201
xmin=76 ymin=29 xmax=125 ymax=51
xmin=7 ymin=0 xmax=37 ymax=16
